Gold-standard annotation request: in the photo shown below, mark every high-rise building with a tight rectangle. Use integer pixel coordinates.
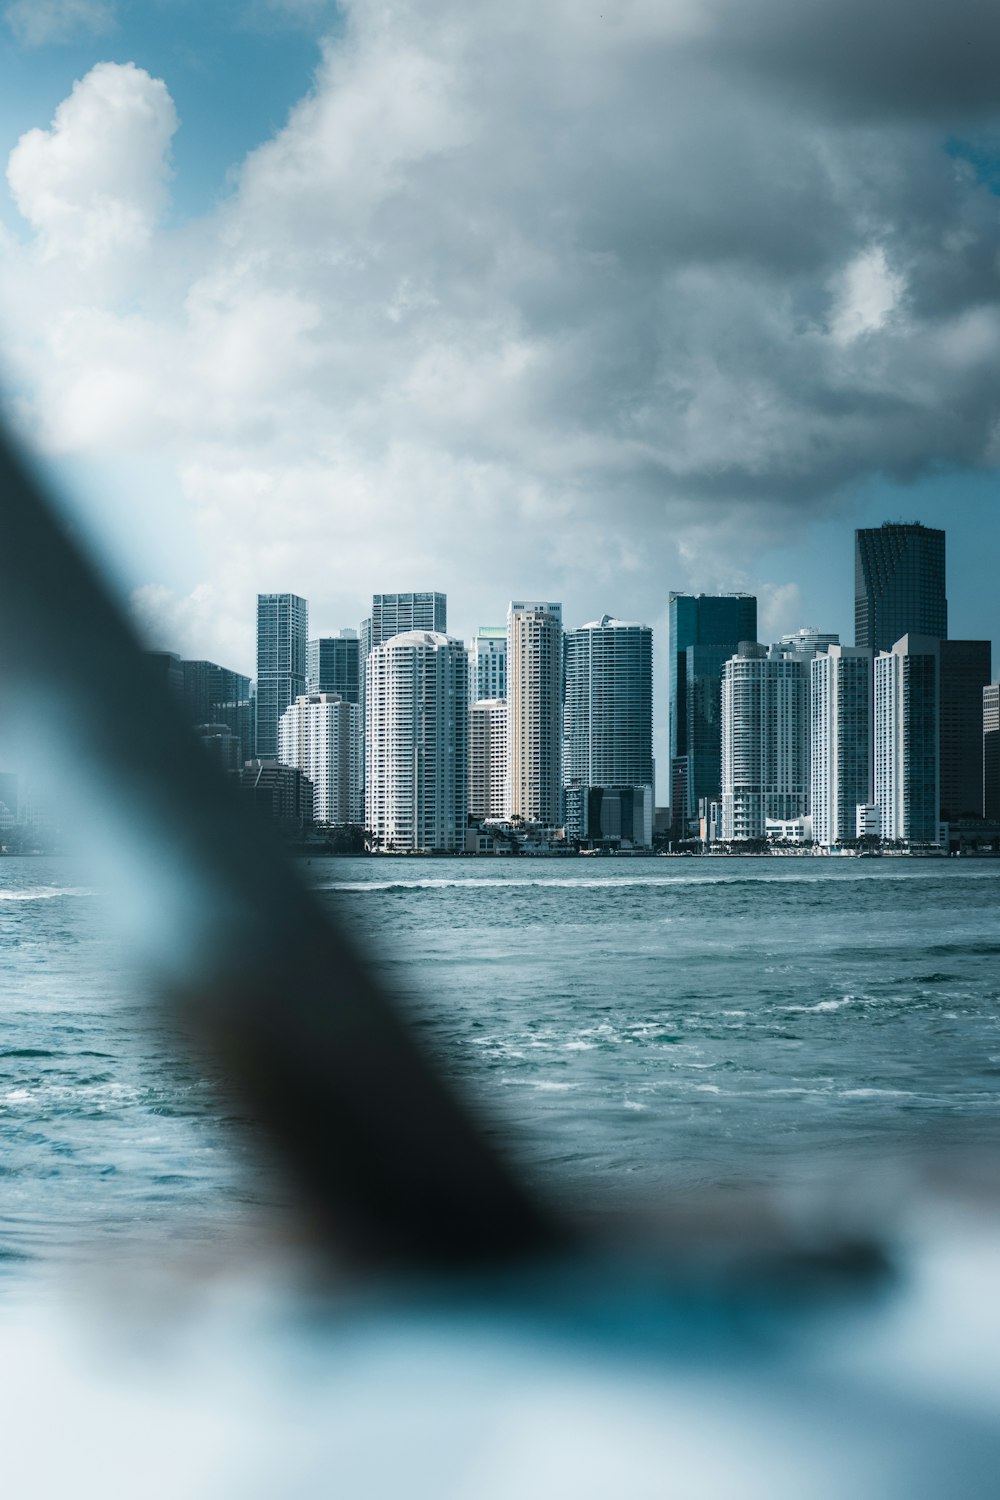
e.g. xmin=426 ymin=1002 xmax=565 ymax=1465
xmin=307 ymin=631 xmax=360 ymax=703
xmin=278 ymin=693 xmax=362 ymax=827
xmin=233 ymin=760 xmax=314 ymax=831
xmin=468 ymin=626 xmax=507 ymax=703
xmin=507 ymin=601 xmax=563 ymax=825
xmin=810 ymin=646 xmax=873 ymax=848
xmin=256 ymin=594 xmax=308 ymax=758
xmin=564 ymin=616 xmax=653 ymax=789
xmin=195 ymin=723 xmax=243 ymax=773
xmin=365 ymin=631 xmax=468 ymax=852
xmin=180 ymin=660 xmax=252 ymax=729
xmin=874 ymin=635 xmax=940 ymax=844
xmin=721 ymin=644 xmax=810 ymax=841
xmin=939 ymin=640 xmax=991 ymax=820
xmin=778 ymin=627 xmax=840 ymax=657
xmin=855 ymin=523 xmax=947 ymax=652
xmin=363 ymin=592 xmax=447 ymax=650
xmin=359 ymin=595 xmax=447 ymax=770
xmin=669 ymin=593 xmax=757 ymax=832
xmin=985 ymin=683 xmax=1000 ymax=822
xmin=468 ymin=699 xmax=508 ymax=820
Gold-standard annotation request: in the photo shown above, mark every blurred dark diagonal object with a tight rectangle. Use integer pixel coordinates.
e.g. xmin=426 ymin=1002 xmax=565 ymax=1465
xmin=0 ymin=423 xmax=560 ymax=1271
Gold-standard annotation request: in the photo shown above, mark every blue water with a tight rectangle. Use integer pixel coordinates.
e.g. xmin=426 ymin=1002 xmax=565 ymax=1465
xmin=2 ymin=855 xmax=1000 ymax=1268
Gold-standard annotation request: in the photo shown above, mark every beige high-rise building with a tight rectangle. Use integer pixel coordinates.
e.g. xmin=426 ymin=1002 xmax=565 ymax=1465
xmin=469 ymin=699 xmax=508 ymax=820
xmin=506 ymin=601 xmax=562 ymax=824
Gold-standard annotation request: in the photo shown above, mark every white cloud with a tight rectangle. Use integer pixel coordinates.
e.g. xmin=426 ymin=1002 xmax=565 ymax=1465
xmin=829 ymin=246 xmax=904 ymax=344
xmin=4 ymin=5 xmax=1000 ymax=668
xmin=4 ymin=0 xmax=114 ymax=47
xmin=6 ymin=62 xmax=176 ymax=266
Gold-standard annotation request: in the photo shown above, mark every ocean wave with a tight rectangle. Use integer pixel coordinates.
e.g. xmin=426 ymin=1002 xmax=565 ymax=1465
xmin=313 ymin=868 xmax=1000 ymax=894
xmin=0 ymin=887 xmax=92 ymax=902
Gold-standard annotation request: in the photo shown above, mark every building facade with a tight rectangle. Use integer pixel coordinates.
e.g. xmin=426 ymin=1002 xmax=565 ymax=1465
xmin=564 ymin=616 xmax=654 ymax=791
xmin=468 ymin=626 xmax=507 ymax=703
xmin=986 ymin=683 xmax=1000 ymax=823
xmin=468 ymin=699 xmax=508 ymax=820
xmin=873 ymin=634 xmax=940 ymax=844
xmin=507 ymin=601 xmax=563 ymax=825
xmin=255 ymin=594 xmax=308 ymax=759
xmin=855 ymin=523 xmax=947 ymax=653
xmin=278 ymin=693 xmax=362 ymax=827
xmin=939 ymin=639 xmax=991 ymax=820
xmin=669 ymin=592 xmax=757 ymax=832
xmin=365 ymin=631 xmax=468 ymax=852
xmin=306 ymin=631 xmax=361 ymax=704
xmin=721 ymin=644 xmax=810 ymax=841
xmin=810 ymin=646 xmax=873 ymax=847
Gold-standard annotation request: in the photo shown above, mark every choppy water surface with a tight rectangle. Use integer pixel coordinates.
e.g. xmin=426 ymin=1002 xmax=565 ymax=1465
xmin=2 ymin=855 xmax=1000 ymax=1268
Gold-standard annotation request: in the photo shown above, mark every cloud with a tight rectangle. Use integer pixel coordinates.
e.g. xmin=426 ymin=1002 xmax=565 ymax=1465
xmin=4 ymin=0 xmax=114 ymax=48
xmin=4 ymin=3 xmax=1000 ymax=666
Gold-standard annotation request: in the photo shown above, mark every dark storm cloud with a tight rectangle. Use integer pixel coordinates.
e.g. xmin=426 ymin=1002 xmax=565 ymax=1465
xmin=708 ymin=0 xmax=1000 ymax=121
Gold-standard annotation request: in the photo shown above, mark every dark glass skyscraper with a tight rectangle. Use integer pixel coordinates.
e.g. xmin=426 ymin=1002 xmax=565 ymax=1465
xmin=669 ymin=592 xmax=757 ymax=830
xmin=939 ymin=640 xmax=991 ymax=820
xmin=256 ymin=593 xmax=308 ymax=758
xmin=855 ymin=523 xmax=947 ymax=652
xmin=307 ymin=631 xmax=361 ymax=703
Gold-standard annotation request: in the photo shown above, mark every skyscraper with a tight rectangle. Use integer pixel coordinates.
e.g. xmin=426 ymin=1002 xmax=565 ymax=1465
xmin=180 ymin=660 xmax=252 ymax=730
xmin=669 ymin=592 xmax=757 ymax=832
xmin=278 ymin=693 xmax=362 ymax=826
xmin=874 ymin=635 xmax=940 ymax=844
xmin=364 ymin=592 xmax=447 ymax=649
xmin=365 ymin=631 xmax=468 ymax=852
xmin=855 ymin=523 xmax=947 ymax=652
xmin=721 ymin=644 xmax=810 ymax=841
xmin=256 ymin=594 xmax=308 ymax=758
xmin=810 ymin=646 xmax=873 ymax=847
xmin=939 ymin=640 xmax=991 ymax=820
xmin=468 ymin=699 xmax=508 ymax=820
xmin=507 ymin=601 xmax=563 ymax=825
xmin=307 ymin=630 xmax=361 ymax=703
xmin=985 ymin=683 xmax=1000 ymax=822
xmin=359 ymin=594 xmax=447 ymax=770
xmin=563 ymin=616 xmax=654 ymax=789
xmin=468 ymin=626 xmax=507 ymax=703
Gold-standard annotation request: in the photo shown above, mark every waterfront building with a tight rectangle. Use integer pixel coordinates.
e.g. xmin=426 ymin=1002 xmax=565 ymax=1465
xmin=365 ymin=631 xmax=468 ymax=852
xmin=360 ymin=594 xmax=447 ymax=771
xmin=234 ymin=759 xmax=314 ymax=831
xmin=721 ymin=643 xmax=810 ymax=841
xmin=565 ymin=784 xmax=653 ymax=847
xmin=507 ymin=601 xmax=563 ymax=825
xmin=873 ymin=635 xmax=940 ymax=844
xmin=256 ymin=594 xmax=308 ymax=759
xmin=669 ymin=592 xmax=757 ymax=834
xmin=180 ymin=660 xmax=252 ymax=729
xmin=939 ymin=640 xmax=991 ymax=820
xmin=468 ymin=699 xmax=508 ymax=820
xmin=855 ymin=523 xmax=947 ymax=653
xmin=986 ymin=683 xmax=1000 ymax=822
xmin=195 ymin=723 xmax=243 ymax=773
xmin=564 ymin=615 xmax=654 ymax=789
xmin=468 ymin=626 xmax=507 ymax=703
xmin=856 ymin=804 xmax=882 ymax=839
xmin=307 ymin=631 xmax=361 ymax=704
xmin=146 ymin=650 xmax=184 ymax=699
xmin=810 ymin=646 xmax=873 ymax=847
xmin=278 ymin=693 xmax=362 ymax=827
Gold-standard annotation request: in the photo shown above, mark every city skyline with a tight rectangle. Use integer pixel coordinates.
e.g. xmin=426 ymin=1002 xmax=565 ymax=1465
xmin=3 ymin=8 xmax=1000 ymax=715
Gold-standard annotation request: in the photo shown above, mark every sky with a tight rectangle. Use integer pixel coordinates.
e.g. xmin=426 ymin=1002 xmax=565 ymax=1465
xmin=2 ymin=0 xmax=1000 ymax=787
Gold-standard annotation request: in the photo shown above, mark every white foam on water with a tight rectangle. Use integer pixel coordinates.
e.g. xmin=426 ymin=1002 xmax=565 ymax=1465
xmin=0 ymin=887 xmax=92 ymax=902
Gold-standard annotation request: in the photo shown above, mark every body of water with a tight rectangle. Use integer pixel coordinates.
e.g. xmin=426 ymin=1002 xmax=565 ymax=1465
xmin=2 ymin=855 xmax=1000 ymax=1267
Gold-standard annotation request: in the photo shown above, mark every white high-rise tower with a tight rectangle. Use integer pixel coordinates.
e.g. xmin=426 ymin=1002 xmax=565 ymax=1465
xmin=278 ymin=693 xmax=362 ymax=827
xmin=810 ymin=647 xmax=872 ymax=848
xmin=506 ymin=601 xmax=563 ymax=825
xmin=721 ymin=644 xmax=810 ymax=841
xmin=365 ymin=631 xmax=468 ymax=852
